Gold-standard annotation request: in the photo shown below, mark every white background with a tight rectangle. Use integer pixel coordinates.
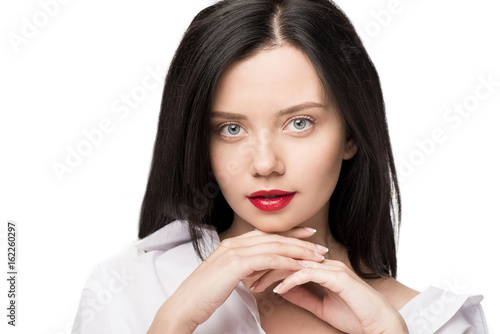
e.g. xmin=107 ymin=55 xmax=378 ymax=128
xmin=1 ymin=0 xmax=498 ymax=333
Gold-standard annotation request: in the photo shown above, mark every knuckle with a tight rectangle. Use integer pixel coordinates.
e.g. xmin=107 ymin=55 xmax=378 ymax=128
xmin=335 ymin=261 xmax=348 ymax=270
xmin=262 ymin=254 xmax=275 ymax=263
xmin=219 ymin=247 xmax=239 ymax=263
xmin=294 ymin=267 xmax=309 ymax=280
xmin=337 ymin=270 xmax=351 ymax=282
xmin=330 ymin=259 xmax=348 ymax=270
xmin=219 ymin=239 xmax=237 ymax=249
xmin=225 ymin=247 xmax=238 ymax=257
xmin=225 ymin=253 xmax=242 ymax=268
xmin=269 ymin=234 xmax=281 ymax=242
xmin=301 ymin=267 xmax=312 ymax=275
xmin=268 ymin=240 xmax=283 ymax=249
xmin=266 ymin=254 xmax=287 ymax=268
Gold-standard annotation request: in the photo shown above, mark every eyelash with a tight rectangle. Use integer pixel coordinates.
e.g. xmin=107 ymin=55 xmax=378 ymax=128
xmin=217 ymin=122 xmax=244 ymax=137
xmin=283 ymin=116 xmax=317 ymax=132
xmin=216 ymin=115 xmax=317 ymax=137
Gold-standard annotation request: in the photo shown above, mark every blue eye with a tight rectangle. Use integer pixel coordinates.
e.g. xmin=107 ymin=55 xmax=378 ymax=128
xmin=292 ymin=119 xmax=308 ymax=130
xmin=284 ymin=117 xmax=314 ymax=132
xmin=219 ymin=123 xmax=245 ymax=137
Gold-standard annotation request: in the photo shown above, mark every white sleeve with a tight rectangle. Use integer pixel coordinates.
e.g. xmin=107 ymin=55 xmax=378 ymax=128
xmin=70 ymin=265 xmax=113 ymax=334
xmin=399 ymin=286 xmax=489 ymax=334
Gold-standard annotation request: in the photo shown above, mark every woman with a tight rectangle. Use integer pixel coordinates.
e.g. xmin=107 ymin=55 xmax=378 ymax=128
xmin=72 ymin=0 xmax=488 ymax=333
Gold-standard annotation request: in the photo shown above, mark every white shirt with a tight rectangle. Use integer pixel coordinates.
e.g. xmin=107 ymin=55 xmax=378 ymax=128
xmin=71 ymin=220 xmax=489 ymax=333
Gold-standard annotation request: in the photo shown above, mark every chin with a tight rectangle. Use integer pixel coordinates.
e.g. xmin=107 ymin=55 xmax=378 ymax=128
xmin=252 ymin=218 xmax=301 ymax=233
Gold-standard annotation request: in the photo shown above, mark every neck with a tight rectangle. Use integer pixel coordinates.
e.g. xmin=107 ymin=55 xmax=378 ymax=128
xmin=299 ymin=222 xmax=350 ymax=267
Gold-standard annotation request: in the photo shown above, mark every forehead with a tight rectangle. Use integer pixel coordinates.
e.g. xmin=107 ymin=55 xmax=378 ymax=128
xmin=212 ymin=45 xmax=329 ymax=110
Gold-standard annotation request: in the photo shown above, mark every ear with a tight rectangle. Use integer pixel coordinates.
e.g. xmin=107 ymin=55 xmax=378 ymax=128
xmin=343 ymin=136 xmax=357 ymax=160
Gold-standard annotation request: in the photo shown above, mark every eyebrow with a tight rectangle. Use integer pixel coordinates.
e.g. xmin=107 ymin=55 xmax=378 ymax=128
xmin=210 ymin=101 xmax=326 ymax=120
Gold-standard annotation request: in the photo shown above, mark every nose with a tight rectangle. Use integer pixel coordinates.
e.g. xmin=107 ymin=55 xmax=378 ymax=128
xmin=249 ymin=131 xmax=285 ymax=177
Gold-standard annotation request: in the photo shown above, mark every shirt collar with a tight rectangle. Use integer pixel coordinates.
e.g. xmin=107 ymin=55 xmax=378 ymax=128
xmin=133 ymin=220 xmax=219 ymax=254
xmin=134 ymin=220 xmax=264 ymax=331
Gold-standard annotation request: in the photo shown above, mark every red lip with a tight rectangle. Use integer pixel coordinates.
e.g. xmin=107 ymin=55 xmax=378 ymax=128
xmin=247 ymin=189 xmax=296 ymax=212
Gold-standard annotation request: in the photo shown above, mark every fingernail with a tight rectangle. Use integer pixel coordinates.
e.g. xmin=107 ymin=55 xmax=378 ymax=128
xmin=297 ymin=260 xmax=308 ymax=268
xmin=273 ymin=283 xmax=283 ymax=293
xmin=304 ymin=227 xmax=316 ymax=233
xmin=249 ymin=280 xmax=258 ymax=291
xmin=314 ymin=251 xmax=325 ymax=260
xmin=316 ymin=244 xmax=329 ymax=253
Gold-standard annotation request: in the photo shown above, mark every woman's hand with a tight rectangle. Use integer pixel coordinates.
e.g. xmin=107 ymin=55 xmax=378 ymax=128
xmin=251 ymin=260 xmax=408 ymax=334
xmin=146 ymin=227 xmax=328 ymax=334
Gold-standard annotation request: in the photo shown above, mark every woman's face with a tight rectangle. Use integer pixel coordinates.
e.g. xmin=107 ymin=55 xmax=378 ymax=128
xmin=210 ymin=45 xmax=356 ymax=234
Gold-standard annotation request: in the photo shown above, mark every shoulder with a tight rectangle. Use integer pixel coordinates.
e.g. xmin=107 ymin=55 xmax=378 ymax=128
xmin=399 ymin=286 xmax=488 ymax=333
xmin=80 ymin=220 xmax=215 ymax=293
xmin=72 ymin=221 xmax=221 ymax=333
xmin=71 ymin=252 xmax=167 ymax=334
xmin=370 ymin=279 xmax=489 ymax=333
xmin=76 ymin=219 xmax=220 ymax=301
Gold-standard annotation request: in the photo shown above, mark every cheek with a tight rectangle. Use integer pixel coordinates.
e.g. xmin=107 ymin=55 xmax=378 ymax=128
xmin=285 ymin=134 xmax=345 ymax=193
xmin=210 ymin=141 xmax=246 ymax=196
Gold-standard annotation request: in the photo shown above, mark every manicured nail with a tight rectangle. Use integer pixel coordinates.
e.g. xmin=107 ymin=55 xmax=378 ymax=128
xmin=273 ymin=283 xmax=283 ymax=293
xmin=304 ymin=227 xmax=316 ymax=233
xmin=314 ymin=251 xmax=325 ymax=260
xmin=249 ymin=280 xmax=258 ymax=291
xmin=316 ymin=244 xmax=329 ymax=253
xmin=297 ymin=260 xmax=308 ymax=268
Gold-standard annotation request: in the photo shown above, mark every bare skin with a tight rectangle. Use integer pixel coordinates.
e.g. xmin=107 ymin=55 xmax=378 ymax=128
xmin=237 ymin=232 xmax=420 ymax=333
xmin=147 ymin=227 xmax=418 ymax=334
xmin=223 ymin=225 xmax=419 ymax=334
xmin=148 ymin=44 xmax=418 ymax=333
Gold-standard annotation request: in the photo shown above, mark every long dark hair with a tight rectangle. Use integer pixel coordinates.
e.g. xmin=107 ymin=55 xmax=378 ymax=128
xmin=138 ymin=0 xmax=401 ymax=279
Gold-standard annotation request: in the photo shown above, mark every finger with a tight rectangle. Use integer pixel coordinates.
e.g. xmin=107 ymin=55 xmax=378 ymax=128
xmin=248 ymin=259 xmax=340 ymax=292
xmin=246 ymin=270 xmax=268 ymax=278
xmin=279 ymin=285 xmax=324 ymax=318
xmin=280 ymin=286 xmax=364 ymax=334
xmin=276 ymin=226 xmax=318 ymax=239
xmin=274 ymin=267 xmax=358 ymax=295
xmin=297 ymin=260 xmax=362 ymax=282
xmin=235 ymin=241 xmax=326 ymax=263
xmin=250 ymin=258 xmax=339 ymax=293
xmin=274 ymin=267 xmax=377 ymax=317
xmin=248 ymin=268 xmax=297 ymax=292
xmin=241 ymin=254 xmax=306 ymax=275
xmin=223 ymin=233 xmax=328 ymax=258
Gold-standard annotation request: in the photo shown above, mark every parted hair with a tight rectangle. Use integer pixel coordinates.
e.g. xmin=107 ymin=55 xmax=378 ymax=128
xmin=138 ymin=0 xmax=401 ymax=279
